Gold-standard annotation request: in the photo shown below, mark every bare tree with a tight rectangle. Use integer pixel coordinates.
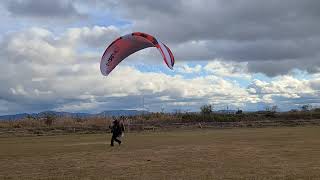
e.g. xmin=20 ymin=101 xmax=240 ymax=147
xmin=200 ymin=104 xmax=213 ymax=115
xmin=44 ymin=113 xmax=55 ymax=126
xmin=301 ymin=104 xmax=312 ymax=111
xmin=271 ymin=105 xmax=279 ymax=112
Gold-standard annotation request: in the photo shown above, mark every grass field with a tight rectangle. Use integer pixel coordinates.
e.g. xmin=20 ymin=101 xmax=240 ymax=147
xmin=1 ymin=126 xmax=320 ymax=179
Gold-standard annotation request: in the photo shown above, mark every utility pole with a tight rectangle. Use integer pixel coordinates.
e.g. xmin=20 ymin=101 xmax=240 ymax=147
xmin=143 ymin=96 xmax=145 ymax=111
xmin=141 ymin=94 xmax=145 ymax=116
xmin=161 ymin=105 xmax=165 ymax=113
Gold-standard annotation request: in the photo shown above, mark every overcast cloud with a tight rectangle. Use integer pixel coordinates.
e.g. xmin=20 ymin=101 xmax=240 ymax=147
xmin=5 ymin=0 xmax=84 ymax=18
xmin=113 ymin=0 xmax=320 ymax=75
xmin=0 ymin=1 xmax=320 ymax=115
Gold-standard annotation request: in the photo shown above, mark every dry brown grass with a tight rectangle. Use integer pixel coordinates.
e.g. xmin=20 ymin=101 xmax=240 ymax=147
xmin=1 ymin=111 xmax=320 ymax=137
xmin=1 ymin=126 xmax=320 ymax=179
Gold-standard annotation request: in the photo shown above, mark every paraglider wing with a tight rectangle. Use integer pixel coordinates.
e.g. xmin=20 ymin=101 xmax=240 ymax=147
xmin=100 ymin=32 xmax=175 ymax=76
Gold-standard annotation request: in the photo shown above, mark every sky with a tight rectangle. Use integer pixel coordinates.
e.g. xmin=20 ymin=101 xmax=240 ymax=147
xmin=1 ymin=0 xmax=320 ymax=115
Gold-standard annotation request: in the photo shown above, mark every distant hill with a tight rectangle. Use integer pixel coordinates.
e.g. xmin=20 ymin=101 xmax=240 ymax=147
xmin=0 ymin=110 xmax=148 ymax=120
xmin=0 ymin=113 xmax=30 ymax=121
xmin=216 ymin=110 xmax=237 ymax=114
xmin=98 ymin=110 xmax=148 ymax=117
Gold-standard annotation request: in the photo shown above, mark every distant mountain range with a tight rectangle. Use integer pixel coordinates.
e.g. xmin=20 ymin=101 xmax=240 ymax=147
xmin=0 ymin=110 xmax=149 ymax=120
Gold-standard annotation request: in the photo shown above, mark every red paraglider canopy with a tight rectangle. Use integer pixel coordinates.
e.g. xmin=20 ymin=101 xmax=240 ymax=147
xmin=100 ymin=32 xmax=175 ymax=76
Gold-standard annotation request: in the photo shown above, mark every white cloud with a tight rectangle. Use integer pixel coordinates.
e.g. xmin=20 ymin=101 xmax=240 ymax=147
xmin=177 ymin=64 xmax=202 ymax=74
xmin=204 ymin=60 xmax=251 ymax=79
xmin=10 ymin=85 xmax=28 ymax=96
xmin=63 ymin=25 xmax=121 ymax=48
xmin=249 ymin=76 xmax=314 ymax=96
xmin=4 ymin=27 xmax=76 ymax=65
xmin=247 ymin=75 xmax=320 ymax=109
xmin=1 ymin=26 xmax=320 ymax=114
xmin=2 ymin=1 xmax=320 ymax=76
xmin=0 ymin=26 xmax=258 ymax=114
xmin=54 ymin=101 xmax=100 ymax=112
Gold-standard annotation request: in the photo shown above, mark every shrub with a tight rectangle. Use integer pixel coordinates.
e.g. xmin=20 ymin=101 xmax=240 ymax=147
xmin=44 ymin=113 xmax=55 ymax=126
